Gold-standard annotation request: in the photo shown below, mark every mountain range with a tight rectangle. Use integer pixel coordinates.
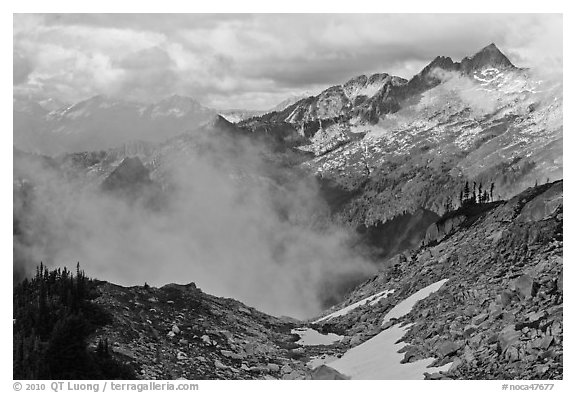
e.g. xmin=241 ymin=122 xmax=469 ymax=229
xmin=13 ymin=43 xmax=563 ymax=380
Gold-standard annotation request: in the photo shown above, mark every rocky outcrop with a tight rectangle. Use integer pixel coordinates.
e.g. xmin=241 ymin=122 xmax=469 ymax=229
xmin=516 ymin=181 xmax=562 ymax=223
xmin=423 ymin=214 xmax=466 ymax=246
xmin=310 ymin=365 xmax=349 ymax=380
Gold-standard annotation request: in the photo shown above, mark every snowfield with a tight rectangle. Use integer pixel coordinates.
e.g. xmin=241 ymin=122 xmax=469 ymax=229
xmin=327 ymin=279 xmax=450 ymax=379
xmin=328 ymin=324 xmax=452 ymax=379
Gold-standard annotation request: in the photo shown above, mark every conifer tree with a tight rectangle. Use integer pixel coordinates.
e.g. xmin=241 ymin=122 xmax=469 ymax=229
xmin=490 ymin=182 xmax=495 ymax=202
xmin=478 ymin=182 xmax=483 ymax=203
xmin=464 ymin=181 xmax=470 ymax=201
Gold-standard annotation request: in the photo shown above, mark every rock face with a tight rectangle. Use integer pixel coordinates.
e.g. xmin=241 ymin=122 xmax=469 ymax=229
xmin=424 ymin=214 xmax=466 ymax=246
xmin=459 ymin=43 xmax=515 ymax=74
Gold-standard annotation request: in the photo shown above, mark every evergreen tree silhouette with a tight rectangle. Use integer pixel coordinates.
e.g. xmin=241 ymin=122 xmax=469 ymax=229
xmin=490 ymin=182 xmax=495 ymax=202
xmin=464 ymin=181 xmax=470 ymax=201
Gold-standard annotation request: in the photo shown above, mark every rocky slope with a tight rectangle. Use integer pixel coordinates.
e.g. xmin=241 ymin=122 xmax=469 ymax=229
xmin=90 ymin=282 xmax=313 ymax=380
xmin=309 ymin=180 xmax=562 ymax=379
xmin=47 ymin=180 xmax=561 ymax=380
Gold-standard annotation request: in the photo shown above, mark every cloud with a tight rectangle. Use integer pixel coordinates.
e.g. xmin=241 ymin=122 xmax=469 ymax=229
xmin=13 ymin=51 xmax=33 ymax=85
xmin=14 ymin=128 xmax=377 ymax=318
xmin=13 ymin=14 xmax=562 ymax=109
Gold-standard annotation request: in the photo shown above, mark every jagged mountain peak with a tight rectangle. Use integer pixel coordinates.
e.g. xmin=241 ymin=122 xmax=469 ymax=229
xmin=410 ymin=43 xmax=515 ymax=87
xmin=416 ymin=56 xmax=457 ymax=77
xmin=460 ymin=42 xmax=515 ymax=73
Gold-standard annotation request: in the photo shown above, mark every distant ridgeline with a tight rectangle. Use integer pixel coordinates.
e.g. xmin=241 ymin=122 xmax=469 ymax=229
xmin=13 ymin=263 xmax=135 ymax=379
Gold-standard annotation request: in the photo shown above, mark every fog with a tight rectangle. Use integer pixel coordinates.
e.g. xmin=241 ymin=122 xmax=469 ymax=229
xmin=13 ymin=127 xmax=378 ymax=319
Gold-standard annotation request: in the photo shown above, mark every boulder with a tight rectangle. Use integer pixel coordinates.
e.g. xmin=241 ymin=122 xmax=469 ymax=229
xmin=472 ymin=313 xmax=489 ymax=325
xmin=349 ymin=334 xmax=364 ymax=347
xmin=221 ymin=350 xmax=244 ymax=360
xmin=462 ymin=346 xmax=476 ymax=363
xmin=282 ymin=370 xmax=306 ymax=380
xmin=498 ymin=325 xmax=521 ymax=353
xmin=463 ymin=325 xmax=477 ymax=337
xmin=506 ymin=346 xmax=520 ymax=362
xmin=512 ymin=275 xmax=534 ymax=299
xmin=310 ymin=365 xmax=349 ymax=380
xmin=201 ymin=335 xmax=210 ymax=344
xmin=436 ymin=341 xmax=463 ymax=358
xmin=401 ymin=346 xmax=427 ymax=363
xmin=498 ymin=291 xmax=514 ymax=307
xmin=537 ymin=336 xmax=554 ymax=350
xmin=238 ymin=307 xmax=252 ymax=315
xmin=214 ymin=360 xmax=227 ymax=370
xmin=281 ymin=364 xmax=293 ymax=374
xmin=448 ymin=357 xmax=463 ymax=373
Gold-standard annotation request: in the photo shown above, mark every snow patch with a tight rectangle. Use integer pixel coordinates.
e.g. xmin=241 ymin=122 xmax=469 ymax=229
xmin=325 ymin=279 xmax=450 ymax=379
xmin=381 ymin=279 xmax=449 ymax=326
xmin=307 ymin=354 xmax=340 ymax=369
xmin=291 ymin=328 xmax=343 ymax=346
xmin=314 ymin=289 xmax=394 ymax=323
xmin=328 ymin=323 xmax=451 ymax=379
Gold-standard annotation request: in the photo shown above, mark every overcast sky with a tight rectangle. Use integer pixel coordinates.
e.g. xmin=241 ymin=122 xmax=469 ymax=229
xmin=13 ymin=13 xmax=562 ymax=110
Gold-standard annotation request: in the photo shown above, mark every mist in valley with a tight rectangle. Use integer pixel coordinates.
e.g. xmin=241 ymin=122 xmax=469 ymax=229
xmin=13 ymin=127 xmax=378 ymax=319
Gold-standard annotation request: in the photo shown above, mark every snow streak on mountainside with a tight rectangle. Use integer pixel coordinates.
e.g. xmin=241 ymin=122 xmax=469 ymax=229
xmin=314 ymin=289 xmax=394 ymax=323
xmin=238 ymin=44 xmax=561 ymax=227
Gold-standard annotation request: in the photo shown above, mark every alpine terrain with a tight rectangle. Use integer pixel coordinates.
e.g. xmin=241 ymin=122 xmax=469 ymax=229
xmin=13 ymin=43 xmax=562 ymax=380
